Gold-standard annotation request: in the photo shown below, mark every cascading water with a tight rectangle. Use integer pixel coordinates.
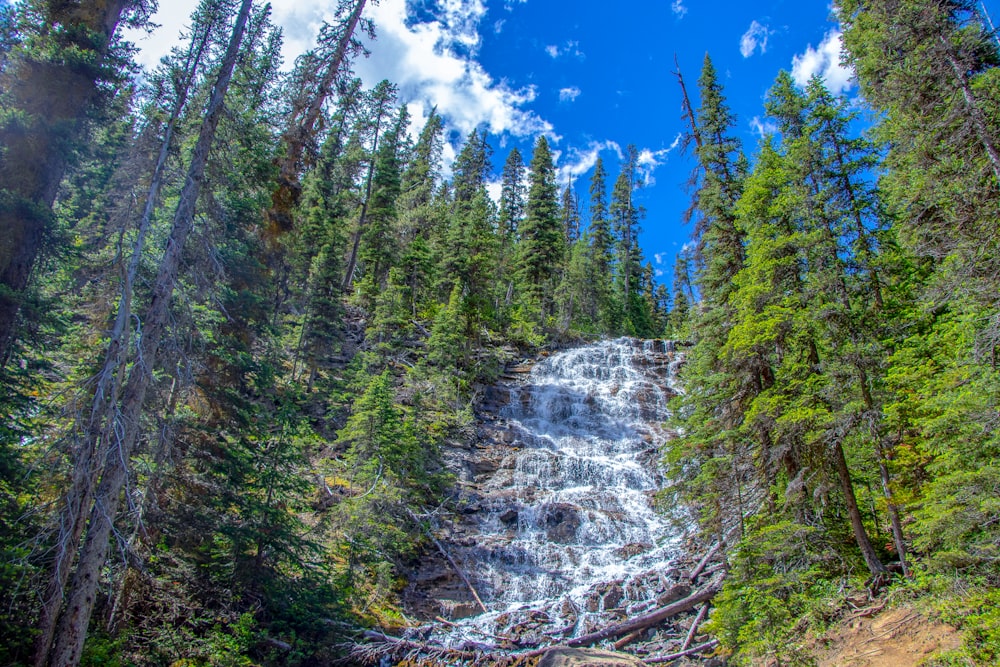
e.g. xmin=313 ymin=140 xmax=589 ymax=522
xmin=407 ymin=338 xmax=688 ymax=646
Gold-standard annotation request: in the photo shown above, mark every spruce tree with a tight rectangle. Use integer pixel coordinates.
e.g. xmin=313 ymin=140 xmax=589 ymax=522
xmin=516 ymin=135 xmax=564 ymax=320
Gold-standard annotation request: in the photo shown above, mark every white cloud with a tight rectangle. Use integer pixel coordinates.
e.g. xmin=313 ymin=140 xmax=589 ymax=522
xmin=545 ymin=40 xmax=585 ymax=59
xmin=636 ymin=133 xmax=681 ymax=187
xmin=750 ymin=115 xmax=778 ymax=137
xmin=791 ymin=29 xmax=854 ymax=94
xmin=671 ymin=0 xmax=688 ymax=18
xmin=554 ymin=140 xmax=623 ymax=187
xmin=654 ymin=253 xmax=666 ymax=264
xmin=486 ymin=177 xmax=504 ymax=206
xmin=559 ymin=86 xmax=582 ymax=102
xmin=127 ymin=0 xmax=555 ymax=157
xmin=740 ymin=20 xmax=772 ymax=58
xmin=350 ymin=0 xmax=555 ymax=142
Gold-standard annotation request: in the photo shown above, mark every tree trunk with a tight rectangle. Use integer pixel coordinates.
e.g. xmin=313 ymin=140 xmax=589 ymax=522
xmin=0 ymin=0 xmax=130 ymax=366
xmin=831 ymin=437 xmax=887 ymax=577
xmin=30 ymin=19 xmax=213 ymax=666
xmin=267 ymin=0 xmax=367 ymax=233
xmin=942 ymin=35 xmax=1000 ymax=185
xmin=40 ymin=3 xmax=253 ymax=665
xmin=343 ymin=103 xmax=388 ymax=291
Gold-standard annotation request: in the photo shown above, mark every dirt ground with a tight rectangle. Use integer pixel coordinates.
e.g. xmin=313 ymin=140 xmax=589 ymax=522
xmin=811 ymin=605 xmax=962 ymax=667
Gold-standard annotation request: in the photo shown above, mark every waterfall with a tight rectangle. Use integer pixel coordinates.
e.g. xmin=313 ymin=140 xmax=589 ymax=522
xmin=409 ymin=338 xmax=686 ymax=643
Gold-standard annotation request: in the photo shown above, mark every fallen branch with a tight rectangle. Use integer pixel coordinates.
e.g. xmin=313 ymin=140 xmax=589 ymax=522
xmin=565 ymin=580 xmax=722 ymax=648
xmin=687 ymin=541 xmax=721 ymax=583
xmin=645 ymin=638 xmax=720 ymax=664
xmin=681 ymin=603 xmax=710 ymax=651
xmin=612 ymin=629 xmax=645 ymax=650
xmin=346 ymin=631 xmax=480 ymax=665
xmin=409 ymin=509 xmax=488 ymax=614
xmin=845 ymin=600 xmax=886 ymax=621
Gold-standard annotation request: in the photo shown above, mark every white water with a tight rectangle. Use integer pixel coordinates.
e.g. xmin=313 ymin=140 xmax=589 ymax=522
xmin=432 ymin=338 xmax=685 ymax=642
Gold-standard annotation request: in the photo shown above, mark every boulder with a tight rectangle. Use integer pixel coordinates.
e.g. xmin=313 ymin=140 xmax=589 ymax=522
xmin=540 ymin=502 xmax=582 ymax=543
xmin=538 ymin=647 xmax=648 ymax=667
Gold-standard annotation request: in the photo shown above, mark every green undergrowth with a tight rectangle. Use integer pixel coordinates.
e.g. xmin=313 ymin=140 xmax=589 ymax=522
xmin=707 ymin=560 xmax=1000 ymax=667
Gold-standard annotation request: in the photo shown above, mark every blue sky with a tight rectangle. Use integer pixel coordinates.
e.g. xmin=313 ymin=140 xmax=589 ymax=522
xmin=127 ymin=0 xmax=998 ymax=279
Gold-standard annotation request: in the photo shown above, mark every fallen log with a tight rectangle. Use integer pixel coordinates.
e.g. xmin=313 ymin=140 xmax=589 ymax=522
xmin=612 ymin=629 xmax=645 ymax=650
xmin=687 ymin=541 xmax=721 ymax=583
xmin=565 ymin=580 xmax=722 ymax=648
xmin=408 ymin=509 xmax=488 ymax=614
xmin=645 ymin=638 xmax=720 ymax=664
xmin=681 ymin=603 xmax=709 ymax=650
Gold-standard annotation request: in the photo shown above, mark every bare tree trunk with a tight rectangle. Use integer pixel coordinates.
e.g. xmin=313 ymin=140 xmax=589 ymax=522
xmin=40 ymin=3 xmax=253 ymax=665
xmin=0 ymin=0 xmax=130 ymax=366
xmin=31 ymin=21 xmax=214 ymax=666
xmin=343 ymin=103 xmax=388 ymax=291
xmin=267 ymin=0 xmax=368 ymax=233
xmin=942 ymin=35 xmax=1000 ymax=184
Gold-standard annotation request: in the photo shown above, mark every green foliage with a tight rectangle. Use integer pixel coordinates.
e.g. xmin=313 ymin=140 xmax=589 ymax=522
xmin=707 ymin=521 xmax=855 ymax=666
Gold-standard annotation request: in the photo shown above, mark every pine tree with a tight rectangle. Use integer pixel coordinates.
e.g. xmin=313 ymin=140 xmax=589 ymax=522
xmin=267 ymin=0 xmax=370 ymax=233
xmin=397 ymin=110 xmax=444 ymax=318
xmin=0 ymin=0 xmax=154 ymax=366
xmin=343 ymin=80 xmax=398 ymax=292
xmin=561 ymin=184 xmax=581 ymax=245
xmin=516 ymin=135 xmax=564 ymax=320
xmin=36 ymin=3 xmax=255 ymax=663
xmin=358 ymin=104 xmax=409 ymax=307
xmin=611 ymin=146 xmax=647 ymax=334
xmin=588 ymin=156 xmax=616 ymax=330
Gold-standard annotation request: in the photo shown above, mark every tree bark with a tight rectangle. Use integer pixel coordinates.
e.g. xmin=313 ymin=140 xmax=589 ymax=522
xmin=0 ymin=0 xmax=131 ymax=366
xmin=30 ymin=12 xmax=215 ymax=666
xmin=831 ymin=438 xmax=888 ymax=577
xmin=267 ymin=0 xmax=367 ymax=233
xmin=40 ymin=3 xmax=253 ymax=665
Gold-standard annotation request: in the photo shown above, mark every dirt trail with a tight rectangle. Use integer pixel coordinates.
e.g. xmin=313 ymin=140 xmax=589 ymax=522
xmin=812 ymin=606 xmax=961 ymax=666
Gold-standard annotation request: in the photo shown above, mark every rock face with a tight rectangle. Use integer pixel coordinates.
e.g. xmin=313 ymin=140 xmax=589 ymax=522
xmin=402 ymin=338 xmax=687 ymax=643
xmin=538 ymin=648 xmax=649 ymax=667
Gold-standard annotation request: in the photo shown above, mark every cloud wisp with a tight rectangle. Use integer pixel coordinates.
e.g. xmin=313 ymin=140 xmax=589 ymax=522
xmin=749 ymin=116 xmax=778 ymax=137
xmin=791 ymin=29 xmax=854 ymax=94
xmin=636 ymin=134 xmax=682 ymax=187
xmin=545 ymin=40 xmax=585 ymax=60
xmin=740 ymin=20 xmax=773 ymax=58
xmin=555 ymin=141 xmax=623 ymax=187
xmin=559 ymin=86 xmax=582 ymax=102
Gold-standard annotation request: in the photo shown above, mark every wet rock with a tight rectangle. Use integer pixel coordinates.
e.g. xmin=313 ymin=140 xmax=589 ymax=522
xmin=473 ymin=456 xmax=500 ymax=476
xmin=439 ymin=600 xmax=482 ymax=620
xmin=538 ymin=647 xmax=649 ymax=667
xmin=499 ymin=508 xmax=519 ymax=525
xmin=656 ymin=583 xmax=692 ymax=606
xmin=601 ymin=582 xmax=625 ymax=610
xmin=616 ymin=542 xmax=653 ymax=559
xmin=540 ymin=502 xmax=582 ymax=543
xmin=560 ymin=596 xmax=579 ymax=621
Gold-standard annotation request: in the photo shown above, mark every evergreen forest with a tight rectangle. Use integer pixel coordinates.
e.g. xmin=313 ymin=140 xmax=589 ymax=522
xmin=0 ymin=0 xmax=998 ymax=665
